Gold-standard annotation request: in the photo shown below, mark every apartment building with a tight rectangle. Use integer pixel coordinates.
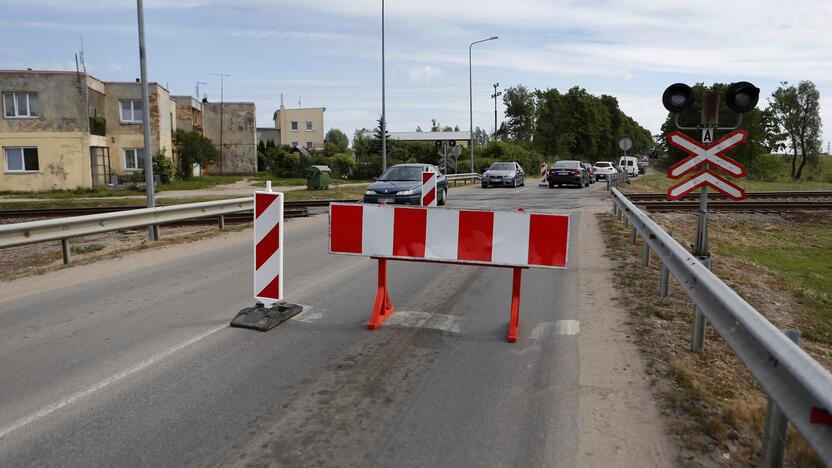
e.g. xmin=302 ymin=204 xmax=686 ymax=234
xmin=1 ymin=70 xmax=175 ymax=191
xmin=257 ymin=95 xmax=325 ymax=151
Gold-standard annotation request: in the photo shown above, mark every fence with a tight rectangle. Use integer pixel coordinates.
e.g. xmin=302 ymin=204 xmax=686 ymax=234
xmin=445 ymin=173 xmax=482 ymax=187
xmin=609 ymin=187 xmax=832 ymax=465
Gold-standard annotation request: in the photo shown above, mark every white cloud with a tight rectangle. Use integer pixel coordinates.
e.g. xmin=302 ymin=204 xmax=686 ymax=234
xmin=407 ymin=65 xmax=441 ymax=84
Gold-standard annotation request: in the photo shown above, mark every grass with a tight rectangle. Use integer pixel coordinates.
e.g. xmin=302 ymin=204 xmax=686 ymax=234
xmin=71 ymin=243 xmax=105 ymax=254
xmin=156 ymin=175 xmax=245 ymax=191
xmin=627 ymin=154 xmax=832 ymax=193
xmin=713 ymin=221 xmax=832 ymax=345
xmin=283 ymin=185 xmax=367 ymax=201
xmin=0 ymin=187 xmax=145 ymax=199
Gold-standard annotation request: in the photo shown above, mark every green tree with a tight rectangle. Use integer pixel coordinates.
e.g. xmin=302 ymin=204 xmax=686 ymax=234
xmin=769 ymin=81 xmax=823 ymax=179
xmin=502 ymin=85 xmax=536 ymax=144
xmin=265 ymin=145 xmax=301 ymax=178
xmin=325 ymin=128 xmax=349 ymax=152
xmin=372 ymin=116 xmax=391 ymax=156
xmin=173 ymin=129 xmax=220 ymax=179
xmin=330 ymin=152 xmax=356 ymax=178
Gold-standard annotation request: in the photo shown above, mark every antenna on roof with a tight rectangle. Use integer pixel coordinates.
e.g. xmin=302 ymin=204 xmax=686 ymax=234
xmin=298 ymin=96 xmax=301 ymax=108
xmin=79 ymin=34 xmax=87 ymax=73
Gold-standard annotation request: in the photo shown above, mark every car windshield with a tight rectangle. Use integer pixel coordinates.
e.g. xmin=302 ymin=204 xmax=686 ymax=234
xmin=489 ymin=163 xmax=514 ymax=170
xmin=595 ymin=162 xmax=611 ymax=167
xmin=554 ymin=161 xmax=581 ymax=168
xmin=378 ymin=166 xmax=425 ymax=181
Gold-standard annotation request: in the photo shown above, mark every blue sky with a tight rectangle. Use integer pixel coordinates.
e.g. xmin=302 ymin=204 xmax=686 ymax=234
xmin=2 ymin=0 xmax=831 ymax=148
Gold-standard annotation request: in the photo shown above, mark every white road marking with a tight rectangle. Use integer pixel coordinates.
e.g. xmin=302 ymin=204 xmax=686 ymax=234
xmin=512 ymin=187 xmax=531 ymax=194
xmin=529 ymin=320 xmax=581 ymax=340
xmin=383 ymin=310 xmax=465 ymax=334
xmin=0 ymin=324 xmax=227 ymax=440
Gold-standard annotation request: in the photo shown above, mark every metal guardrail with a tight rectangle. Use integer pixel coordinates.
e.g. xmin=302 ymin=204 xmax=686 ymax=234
xmin=605 ymin=170 xmax=630 ymax=189
xmin=609 ymin=187 xmax=832 ymax=464
xmin=445 ymin=173 xmax=482 ymax=187
xmin=0 ymin=197 xmax=253 ymax=263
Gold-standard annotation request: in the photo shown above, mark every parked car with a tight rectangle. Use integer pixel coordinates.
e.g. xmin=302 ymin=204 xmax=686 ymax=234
xmin=547 ymin=160 xmax=590 ymax=188
xmin=581 ymin=162 xmax=595 ymax=184
xmin=364 ymin=163 xmax=447 ymax=205
xmin=592 ymin=161 xmax=617 ymax=180
xmin=638 ymin=157 xmax=649 ymax=175
xmin=619 ymin=156 xmax=639 ymax=177
xmin=482 ymin=161 xmax=525 ymax=188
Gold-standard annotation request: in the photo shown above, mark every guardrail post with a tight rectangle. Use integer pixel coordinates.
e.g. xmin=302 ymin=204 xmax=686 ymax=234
xmin=61 ymin=238 xmax=71 ymax=264
xmin=149 ymin=224 xmax=160 ymax=241
xmin=690 ymin=257 xmax=712 ymax=352
xmin=642 ymin=237 xmax=650 ymax=266
xmin=218 ymin=214 xmax=225 ymax=230
xmin=660 ymin=230 xmax=672 ymax=297
xmin=629 ymin=226 xmax=637 ymax=245
xmin=760 ymin=329 xmax=800 ymax=468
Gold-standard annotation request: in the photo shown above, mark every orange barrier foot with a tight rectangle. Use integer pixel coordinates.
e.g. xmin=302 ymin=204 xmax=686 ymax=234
xmin=507 ymin=267 xmax=522 ymax=343
xmin=368 ymin=258 xmax=395 ymax=329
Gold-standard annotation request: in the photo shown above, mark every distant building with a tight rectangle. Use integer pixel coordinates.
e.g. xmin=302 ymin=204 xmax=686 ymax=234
xmin=1 ymin=70 xmax=176 ymax=191
xmin=256 ymin=94 xmax=325 ymax=151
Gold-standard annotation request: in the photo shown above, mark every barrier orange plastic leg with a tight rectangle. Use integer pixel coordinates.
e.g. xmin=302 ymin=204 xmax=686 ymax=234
xmin=508 ymin=267 xmax=522 ymax=343
xmin=368 ymin=258 xmax=395 ymax=330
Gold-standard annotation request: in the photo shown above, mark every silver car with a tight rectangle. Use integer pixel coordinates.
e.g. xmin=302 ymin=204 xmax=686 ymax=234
xmin=481 ymin=161 xmax=525 ymax=188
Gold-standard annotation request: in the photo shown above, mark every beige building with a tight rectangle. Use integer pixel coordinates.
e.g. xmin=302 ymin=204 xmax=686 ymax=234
xmin=1 ymin=70 xmax=175 ymax=191
xmin=257 ymin=95 xmax=325 ymax=151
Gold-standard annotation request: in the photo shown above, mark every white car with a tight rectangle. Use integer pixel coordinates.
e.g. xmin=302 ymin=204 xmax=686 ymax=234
xmin=592 ymin=161 xmax=617 ymax=181
xmin=619 ymin=156 xmax=639 ymax=177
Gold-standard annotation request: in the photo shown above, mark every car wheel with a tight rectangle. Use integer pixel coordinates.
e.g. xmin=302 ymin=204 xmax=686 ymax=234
xmin=520 ymin=176 xmax=525 ymax=186
xmin=548 ymin=182 xmax=555 ymax=189
xmin=481 ymin=183 xmax=487 ymax=189
xmin=512 ymin=178 xmax=518 ymax=188
xmin=438 ymin=188 xmax=447 ymax=205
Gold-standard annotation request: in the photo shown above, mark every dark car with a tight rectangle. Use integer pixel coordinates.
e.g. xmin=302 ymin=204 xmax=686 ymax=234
xmin=481 ymin=161 xmax=525 ymax=188
xmin=581 ymin=162 xmax=595 ymax=184
xmin=547 ymin=160 xmax=590 ymax=188
xmin=364 ymin=163 xmax=447 ymax=205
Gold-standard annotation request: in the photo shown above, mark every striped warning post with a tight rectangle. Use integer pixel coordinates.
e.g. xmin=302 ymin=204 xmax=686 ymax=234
xmin=539 ymin=163 xmax=548 ymax=185
xmin=254 ymin=191 xmax=283 ymax=304
xmin=330 ymin=204 xmax=569 ymax=269
xmin=421 ymin=171 xmax=437 ymax=207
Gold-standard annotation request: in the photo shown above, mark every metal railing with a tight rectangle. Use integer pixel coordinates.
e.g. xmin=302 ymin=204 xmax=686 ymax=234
xmin=606 ymin=170 xmax=630 ymax=189
xmin=609 ymin=187 xmax=832 ymax=465
xmin=445 ymin=173 xmax=482 ymax=187
xmin=0 ymin=197 xmax=253 ymax=264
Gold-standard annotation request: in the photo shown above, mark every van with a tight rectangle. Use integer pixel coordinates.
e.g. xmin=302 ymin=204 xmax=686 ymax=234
xmin=618 ymin=156 xmax=639 ymax=177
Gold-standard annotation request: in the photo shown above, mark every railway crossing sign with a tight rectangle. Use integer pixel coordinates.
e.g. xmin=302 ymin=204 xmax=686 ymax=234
xmin=666 ymin=129 xmax=748 ymax=200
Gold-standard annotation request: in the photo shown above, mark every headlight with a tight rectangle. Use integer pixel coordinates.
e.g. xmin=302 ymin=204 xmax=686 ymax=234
xmin=397 ymin=189 xmax=418 ymax=196
xmin=365 ymin=190 xmax=376 ymax=195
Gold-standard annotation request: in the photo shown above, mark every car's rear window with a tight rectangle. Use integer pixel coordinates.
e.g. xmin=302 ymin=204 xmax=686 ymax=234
xmin=594 ymin=162 xmax=611 ymax=167
xmin=554 ymin=161 xmax=581 ymax=168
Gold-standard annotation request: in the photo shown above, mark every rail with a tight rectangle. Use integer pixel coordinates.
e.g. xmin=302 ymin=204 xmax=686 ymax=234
xmin=609 ymin=187 xmax=832 ymax=464
xmin=445 ymin=172 xmax=482 ymax=187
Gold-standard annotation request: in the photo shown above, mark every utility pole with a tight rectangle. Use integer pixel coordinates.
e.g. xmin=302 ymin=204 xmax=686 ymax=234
xmin=136 ymin=0 xmax=158 ymax=241
xmin=468 ymin=36 xmax=497 ymax=173
xmin=195 ymin=81 xmax=207 ymax=101
xmin=491 ymin=82 xmax=501 ymax=139
xmin=212 ymin=73 xmax=229 ymax=174
xmin=381 ymin=0 xmax=387 ymax=173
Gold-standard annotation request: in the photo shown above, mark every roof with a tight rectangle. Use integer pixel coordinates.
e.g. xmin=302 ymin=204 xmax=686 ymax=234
xmin=272 ymin=107 xmax=326 ymax=119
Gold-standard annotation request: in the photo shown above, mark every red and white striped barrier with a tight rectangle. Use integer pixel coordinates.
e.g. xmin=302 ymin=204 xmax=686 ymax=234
xmin=254 ymin=190 xmax=283 ymax=304
xmin=539 ymin=163 xmax=548 ymax=185
xmin=421 ymin=171 xmax=437 ymax=207
xmin=329 ymin=203 xmax=570 ymax=342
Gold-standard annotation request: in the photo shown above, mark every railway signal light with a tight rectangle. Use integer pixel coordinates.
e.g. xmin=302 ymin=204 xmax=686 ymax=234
xmin=725 ymin=81 xmax=760 ymax=114
xmin=662 ymin=83 xmax=693 ymax=113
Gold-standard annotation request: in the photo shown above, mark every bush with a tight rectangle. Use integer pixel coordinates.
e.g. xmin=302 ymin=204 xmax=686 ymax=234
xmin=265 ymin=145 xmax=302 ymax=178
xmin=330 ymin=153 xmax=356 ymax=178
xmin=153 ymin=149 xmax=175 ymax=184
xmin=173 ymin=129 xmax=219 ymax=180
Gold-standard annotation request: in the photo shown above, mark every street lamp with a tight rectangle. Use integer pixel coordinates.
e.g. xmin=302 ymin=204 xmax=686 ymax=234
xmin=469 ymin=36 xmax=498 ymax=173
xmin=381 ymin=0 xmax=387 ymax=173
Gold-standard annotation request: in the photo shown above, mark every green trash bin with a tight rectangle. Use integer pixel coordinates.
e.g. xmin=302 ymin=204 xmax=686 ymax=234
xmin=305 ymin=165 xmax=331 ymax=190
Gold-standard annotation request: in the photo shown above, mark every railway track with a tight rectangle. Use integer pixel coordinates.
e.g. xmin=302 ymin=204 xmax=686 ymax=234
xmin=637 ymin=200 xmax=832 ymax=212
xmin=625 ymin=190 xmax=832 ymax=201
xmin=0 ymin=199 xmax=355 ymax=224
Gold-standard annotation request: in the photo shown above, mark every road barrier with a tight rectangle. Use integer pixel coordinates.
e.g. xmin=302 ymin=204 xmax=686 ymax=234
xmin=539 ymin=163 xmax=548 ymax=185
xmin=609 ymin=187 xmax=832 ymax=464
xmin=421 ymin=171 xmax=437 ymax=207
xmin=445 ymin=173 xmax=482 ymax=187
xmin=329 ymin=203 xmax=570 ymax=342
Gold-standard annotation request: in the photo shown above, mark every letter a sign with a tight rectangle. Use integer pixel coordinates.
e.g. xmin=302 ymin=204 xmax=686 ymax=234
xmin=701 ymin=127 xmax=713 ymax=144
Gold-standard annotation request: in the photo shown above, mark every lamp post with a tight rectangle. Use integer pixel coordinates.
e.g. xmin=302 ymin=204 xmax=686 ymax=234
xmin=381 ymin=0 xmax=387 ymax=172
xmin=135 ymin=0 xmax=157 ymax=241
xmin=469 ymin=36 xmax=497 ymax=173
xmin=212 ymin=73 xmax=229 ymax=174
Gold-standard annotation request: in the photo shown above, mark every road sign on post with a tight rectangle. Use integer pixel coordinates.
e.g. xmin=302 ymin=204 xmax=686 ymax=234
xmin=666 ymin=129 xmax=748 ymax=199
xmin=421 ymin=171 xmax=437 ymax=206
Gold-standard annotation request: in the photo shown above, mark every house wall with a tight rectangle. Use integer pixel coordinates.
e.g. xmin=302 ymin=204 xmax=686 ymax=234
xmin=273 ymin=106 xmax=325 ymax=150
xmin=0 ymin=132 xmax=91 ymax=191
xmin=256 ymin=127 xmax=280 ymax=146
xmin=202 ymin=102 xmax=257 ymax=174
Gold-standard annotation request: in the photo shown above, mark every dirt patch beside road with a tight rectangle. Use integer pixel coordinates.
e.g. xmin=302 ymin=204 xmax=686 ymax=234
xmin=596 ymin=209 xmax=830 ymax=467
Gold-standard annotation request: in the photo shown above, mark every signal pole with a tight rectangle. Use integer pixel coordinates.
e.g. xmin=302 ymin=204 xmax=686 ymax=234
xmin=211 ymin=73 xmax=229 ymax=174
xmin=491 ymin=82 xmax=501 ymax=139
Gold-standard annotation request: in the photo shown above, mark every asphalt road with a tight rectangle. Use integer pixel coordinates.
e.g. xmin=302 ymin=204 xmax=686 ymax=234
xmin=0 ymin=181 xmax=612 ymax=467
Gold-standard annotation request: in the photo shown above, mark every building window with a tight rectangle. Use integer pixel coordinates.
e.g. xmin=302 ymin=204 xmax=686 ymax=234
xmin=306 ymin=141 xmax=314 ymax=150
xmin=305 ymin=121 xmax=313 ymax=131
xmin=119 ymin=100 xmax=144 ymax=123
xmin=291 ymin=121 xmax=299 ymax=131
xmin=124 ymin=148 xmax=146 ymax=170
xmin=3 ymin=93 xmax=40 ymax=118
xmin=4 ymin=147 xmax=39 ymax=172
xmin=291 ymin=141 xmax=298 ymax=148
